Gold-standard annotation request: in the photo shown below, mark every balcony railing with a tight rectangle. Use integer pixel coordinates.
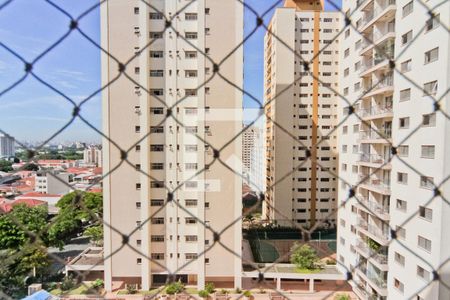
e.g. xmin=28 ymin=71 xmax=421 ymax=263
xmin=359 ymin=153 xmax=390 ymax=164
xmin=356 ymin=193 xmax=390 ymax=216
xmin=368 ymin=224 xmax=390 ymax=242
xmin=359 ymin=105 xmax=393 ymax=118
xmin=360 ymin=0 xmax=396 ymax=29
xmin=359 ymin=130 xmax=392 ymax=140
xmin=356 ymin=239 xmax=388 ymax=265
xmin=359 ymin=176 xmax=391 ymax=194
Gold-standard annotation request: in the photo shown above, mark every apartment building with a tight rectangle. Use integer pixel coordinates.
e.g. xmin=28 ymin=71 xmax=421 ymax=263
xmin=101 ymin=0 xmax=243 ymax=291
xmin=0 ymin=133 xmax=15 ymax=158
xmin=264 ymin=0 xmax=340 ymax=229
xmin=83 ymin=145 xmax=102 ymax=167
xmin=337 ymin=0 xmax=450 ymax=299
xmin=242 ymin=125 xmax=265 ymax=192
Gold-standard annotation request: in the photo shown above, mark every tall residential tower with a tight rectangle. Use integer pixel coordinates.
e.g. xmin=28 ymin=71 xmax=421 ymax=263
xmin=101 ymin=0 xmax=243 ymax=291
xmin=337 ymin=0 xmax=450 ymax=299
xmin=264 ymin=0 xmax=340 ymax=229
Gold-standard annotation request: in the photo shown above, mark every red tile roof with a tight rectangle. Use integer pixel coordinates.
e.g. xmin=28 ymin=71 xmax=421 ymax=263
xmin=20 ymin=192 xmax=61 ymax=198
xmin=0 ymin=198 xmax=47 ymax=213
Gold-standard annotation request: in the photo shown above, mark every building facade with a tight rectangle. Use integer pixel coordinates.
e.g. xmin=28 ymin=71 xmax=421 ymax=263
xmin=242 ymin=125 xmax=264 ymax=192
xmin=83 ymin=145 xmax=102 ymax=167
xmin=0 ymin=133 xmax=15 ymax=158
xmin=337 ymin=0 xmax=450 ymax=299
xmin=101 ymin=0 xmax=243 ymax=291
xmin=264 ymin=0 xmax=340 ymax=229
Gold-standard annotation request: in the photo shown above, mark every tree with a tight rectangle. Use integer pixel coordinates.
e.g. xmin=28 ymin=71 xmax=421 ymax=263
xmin=290 ymin=243 xmax=319 ymax=270
xmin=84 ymin=225 xmax=103 ymax=246
xmin=48 ymin=192 xmax=103 ymax=248
xmin=0 ymin=160 xmax=13 ymax=172
xmin=0 ymin=204 xmax=48 ymax=249
xmin=23 ymin=163 xmax=39 ymax=171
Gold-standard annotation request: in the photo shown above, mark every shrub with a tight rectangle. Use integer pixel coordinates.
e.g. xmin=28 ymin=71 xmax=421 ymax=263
xmin=198 ymin=290 xmax=209 ymax=298
xmin=166 ymin=281 xmax=185 ymax=295
xmin=334 ymin=294 xmax=350 ymax=300
xmin=258 ymin=288 xmax=266 ymax=294
xmin=235 ymin=287 xmax=242 ymax=294
xmin=219 ymin=289 xmax=228 ymax=295
xmin=243 ymin=290 xmax=252 ymax=298
xmin=126 ymin=284 xmax=137 ymax=294
xmin=91 ymin=279 xmax=104 ymax=289
xmin=326 ymin=259 xmax=336 ymax=265
xmin=290 ymin=243 xmax=319 ymax=270
xmin=205 ymin=282 xmax=215 ymax=294
xmin=60 ymin=276 xmax=76 ymax=291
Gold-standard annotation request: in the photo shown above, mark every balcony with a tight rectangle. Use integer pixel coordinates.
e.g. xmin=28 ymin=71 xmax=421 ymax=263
xmin=359 ymin=130 xmax=392 ymax=144
xmin=359 ymin=25 xmax=395 ymax=56
xmin=358 ymin=105 xmax=393 ymax=120
xmin=355 ymin=263 xmax=388 ymax=296
xmin=356 ymin=194 xmax=390 ymax=220
xmin=358 ymin=153 xmax=391 ymax=169
xmin=360 ymin=0 xmax=396 ymax=32
xmin=360 ymin=76 xmax=394 ymax=99
xmin=358 ymin=176 xmax=391 ymax=195
xmin=355 ymin=239 xmax=389 ymax=270
xmin=356 ymin=219 xmax=390 ymax=245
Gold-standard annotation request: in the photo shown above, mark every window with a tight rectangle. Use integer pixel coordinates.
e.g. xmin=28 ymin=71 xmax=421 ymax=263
xmin=151 ymin=217 xmax=164 ymax=224
xmin=185 ymin=163 xmax=198 ymax=170
xmin=394 ymin=278 xmax=404 ymax=293
xmin=150 ymin=126 xmax=164 ymax=133
xmin=134 ymin=7 xmax=139 ymax=14
xmin=343 ymin=87 xmax=349 ymax=96
xmin=423 ymin=81 xmax=438 ymax=96
xmin=397 ymin=172 xmax=408 ymax=184
xmin=151 ymin=199 xmax=164 ymax=206
xmin=135 ymin=126 xmax=140 ymax=133
xmin=420 ymin=176 xmax=434 ymax=189
xmin=150 ymin=89 xmax=164 ymax=96
xmin=136 ymin=202 xmax=141 ymax=209
xmin=185 ymin=253 xmax=198 ymax=260
xmin=185 ymin=13 xmax=197 ymax=20
xmin=185 ymin=51 xmax=197 ymax=59
xmin=149 ymin=32 xmax=163 ymax=39
xmin=424 ymin=48 xmax=439 ymax=64
xmin=399 ymin=117 xmax=410 ymax=129
xmin=185 ymin=217 xmax=197 ymax=224
xmin=150 ymin=51 xmax=163 ymax=58
xmin=151 ymin=235 xmax=164 ymax=242
xmin=185 ymin=126 xmax=198 ymax=134
xmin=396 ymin=199 xmax=407 ymax=212
xmin=150 ymin=144 xmax=164 ymax=152
xmin=352 ymin=165 xmax=358 ymax=174
xmin=185 ymin=145 xmax=198 ymax=152
xmin=401 ymin=30 xmax=413 ymax=46
xmin=344 ymin=48 xmax=349 ymax=57
xmin=185 ymin=32 xmax=198 ymax=39
xmin=397 ymin=226 xmax=406 ymax=240
xmin=185 ymin=235 xmax=198 ymax=242
xmin=150 ymin=70 xmax=164 ymax=77
xmin=185 ymin=89 xmax=197 ymax=96
xmin=400 ymin=88 xmax=410 ymax=101
xmin=426 ymin=14 xmax=440 ymax=32
xmin=419 ymin=206 xmax=433 ymax=221
xmin=150 ymin=181 xmax=164 ymax=188
xmin=417 ymin=265 xmax=431 ymax=280
xmin=149 ymin=12 xmax=163 ymax=20
xmin=398 ymin=145 xmax=409 ymax=157
xmin=353 ymin=124 xmax=359 ymax=133
xmin=137 ymin=258 xmax=142 ymax=264
xmin=185 ymin=199 xmax=197 ymax=207
xmin=136 ymin=183 xmax=141 ymax=190
xmin=401 ymin=59 xmax=412 ymax=72
xmin=422 ymin=113 xmax=436 ymax=126
xmin=185 ymin=70 xmax=198 ymax=78
xmin=420 ymin=145 xmax=435 ymax=159
xmin=395 ymin=252 xmax=405 ymax=266
xmin=402 ymin=1 xmax=413 ymax=17
xmin=418 ymin=235 xmax=431 ymax=252
xmin=151 ymin=253 xmax=164 ymax=260
xmin=185 ymin=181 xmax=198 ymax=189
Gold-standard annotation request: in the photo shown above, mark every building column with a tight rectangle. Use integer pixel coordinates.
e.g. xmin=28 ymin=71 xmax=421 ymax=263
xmin=309 ymin=279 xmax=314 ymax=292
xmin=276 ymin=278 xmax=281 ymax=290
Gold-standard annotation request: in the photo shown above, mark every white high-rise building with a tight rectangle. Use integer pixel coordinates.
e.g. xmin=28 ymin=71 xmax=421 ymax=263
xmin=337 ymin=0 xmax=450 ymax=299
xmin=264 ymin=0 xmax=340 ymax=229
xmin=83 ymin=145 xmax=102 ymax=167
xmin=242 ymin=125 xmax=264 ymax=192
xmin=101 ymin=0 xmax=243 ymax=291
xmin=0 ymin=133 xmax=15 ymax=158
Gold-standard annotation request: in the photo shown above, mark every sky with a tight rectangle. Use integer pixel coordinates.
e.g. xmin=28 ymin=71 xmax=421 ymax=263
xmin=0 ymin=0 xmax=341 ymax=144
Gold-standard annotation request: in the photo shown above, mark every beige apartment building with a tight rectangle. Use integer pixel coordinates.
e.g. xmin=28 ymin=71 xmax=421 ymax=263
xmin=264 ymin=0 xmax=340 ymax=229
xmin=337 ymin=0 xmax=450 ymax=299
xmin=101 ymin=0 xmax=243 ymax=291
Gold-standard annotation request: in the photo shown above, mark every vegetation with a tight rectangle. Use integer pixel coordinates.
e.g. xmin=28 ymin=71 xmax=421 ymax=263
xmin=334 ymin=294 xmax=350 ymax=300
xmin=234 ymin=287 xmax=242 ymax=294
xmin=290 ymin=243 xmax=319 ymax=270
xmin=198 ymin=290 xmax=209 ymax=298
xmin=205 ymin=282 xmax=215 ymax=294
xmin=126 ymin=284 xmax=138 ymax=294
xmin=165 ymin=280 xmax=185 ymax=295
xmin=243 ymin=290 xmax=252 ymax=298
xmin=0 ymin=160 xmax=13 ymax=172
xmin=367 ymin=238 xmax=381 ymax=252
xmin=84 ymin=225 xmax=103 ymax=246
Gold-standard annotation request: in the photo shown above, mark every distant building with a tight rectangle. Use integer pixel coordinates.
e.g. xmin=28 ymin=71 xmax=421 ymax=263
xmin=34 ymin=171 xmax=73 ymax=195
xmin=83 ymin=145 xmax=102 ymax=167
xmin=0 ymin=133 xmax=15 ymax=158
xmin=242 ymin=126 xmax=264 ymax=192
